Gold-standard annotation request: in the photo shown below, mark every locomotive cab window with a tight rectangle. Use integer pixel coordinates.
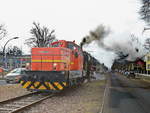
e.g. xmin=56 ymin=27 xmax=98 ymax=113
xmin=52 ymin=42 xmax=62 ymax=47
xmin=67 ymin=42 xmax=76 ymax=50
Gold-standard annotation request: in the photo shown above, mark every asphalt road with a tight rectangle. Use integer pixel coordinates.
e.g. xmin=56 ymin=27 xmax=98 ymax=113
xmin=103 ymin=73 xmax=150 ymax=113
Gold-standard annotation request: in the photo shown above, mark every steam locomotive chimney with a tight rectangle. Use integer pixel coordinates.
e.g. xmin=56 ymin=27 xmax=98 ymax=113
xmin=80 ymin=42 xmax=83 ymax=49
xmin=80 ymin=37 xmax=86 ymax=49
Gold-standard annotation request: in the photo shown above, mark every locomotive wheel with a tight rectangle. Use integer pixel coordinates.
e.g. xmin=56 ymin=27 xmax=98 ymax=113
xmin=77 ymin=78 xmax=82 ymax=86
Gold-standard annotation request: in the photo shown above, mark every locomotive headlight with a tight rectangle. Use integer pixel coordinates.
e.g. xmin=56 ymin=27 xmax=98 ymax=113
xmin=53 ymin=63 xmax=57 ymax=67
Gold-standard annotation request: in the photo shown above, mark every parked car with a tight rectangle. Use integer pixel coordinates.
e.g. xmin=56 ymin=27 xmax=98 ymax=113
xmin=124 ymin=71 xmax=130 ymax=76
xmin=0 ymin=67 xmax=9 ymax=72
xmin=4 ymin=68 xmax=26 ymax=83
xmin=124 ymin=71 xmax=135 ymax=78
xmin=129 ymin=71 xmax=136 ymax=78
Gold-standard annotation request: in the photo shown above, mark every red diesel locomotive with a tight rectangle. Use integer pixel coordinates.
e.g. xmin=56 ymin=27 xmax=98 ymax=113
xmin=20 ymin=40 xmax=99 ymax=92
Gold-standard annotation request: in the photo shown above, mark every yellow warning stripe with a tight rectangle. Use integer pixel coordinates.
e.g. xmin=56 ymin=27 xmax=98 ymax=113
xmin=39 ymin=85 xmax=47 ymax=90
xmin=34 ymin=82 xmax=40 ymax=87
xmin=63 ymin=82 xmax=67 ymax=86
xmin=30 ymin=86 xmax=35 ymax=89
xmin=32 ymin=59 xmax=66 ymax=63
xmin=20 ymin=81 xmax=24 ymax=84
xmin=54 ymin=82 xmax=63 ymax=90
xmin=45 ymin=82 xmax=56 ymax=90
xmin=21 ymin=81 xmax=67 ymax=90
xmin=22 ymin=81 xmax=31 ymax=89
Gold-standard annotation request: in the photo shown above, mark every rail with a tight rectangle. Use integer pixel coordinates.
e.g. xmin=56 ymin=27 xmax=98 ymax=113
xmin=0 ymin=91 xmax=54 ymax=113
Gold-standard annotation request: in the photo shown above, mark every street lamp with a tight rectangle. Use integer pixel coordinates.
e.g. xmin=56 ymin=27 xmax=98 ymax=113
xmin=3 ymin=37 xmax=19 ymax=68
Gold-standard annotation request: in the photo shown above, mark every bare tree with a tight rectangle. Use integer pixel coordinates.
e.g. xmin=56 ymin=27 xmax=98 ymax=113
xmin=139 ymin=0 xmax=150 ymax=24
xmin=0 ymin=24 xmax=7 ymax=40
xmin=144 ymin=38 xmax=150 ymax=51
xmin=25 ymin=22 xmax=56 ymax=47
xmin=5 ymin=46 xmax=22 ymax=56
xmin=0 ymin=24 xmax=7 ymax=54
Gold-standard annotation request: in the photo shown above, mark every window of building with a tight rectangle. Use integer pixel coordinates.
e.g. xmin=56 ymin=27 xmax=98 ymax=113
xmin=147 ymin=56 xmax=150 ymax=61
xmin=147 ymin=64 xmax=150 ymax=69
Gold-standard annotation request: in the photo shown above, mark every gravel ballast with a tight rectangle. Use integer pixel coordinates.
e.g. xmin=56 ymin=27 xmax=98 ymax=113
xmin=0 ymin=73 xmax=106 ymax=113
xmin=24 ymin=73 xmax=106 ymax=113
xmin=0 ymin=84 xmax=29 ymax=101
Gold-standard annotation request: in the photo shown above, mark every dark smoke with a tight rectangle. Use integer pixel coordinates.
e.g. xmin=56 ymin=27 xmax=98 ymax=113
xmin=81 ymin=25 xmax=145 ymax=62
xmin=80 ymin=24 xmax=110 ymax=48
xmin=109 ymin=38 xmax=144 ymax=61
xmin=115 ymin=52 xmax=129 ymax=60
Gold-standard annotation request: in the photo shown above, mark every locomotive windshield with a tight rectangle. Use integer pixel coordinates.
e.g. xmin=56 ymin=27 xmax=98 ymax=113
xmin=67 ymin=42 xmax=75 ymax=50
xmin=51 ymin=42 xmax=61 ymax=47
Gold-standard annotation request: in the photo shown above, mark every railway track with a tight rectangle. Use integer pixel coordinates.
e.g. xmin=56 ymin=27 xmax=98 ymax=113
xmin=0 ymin=92 xmax=54 ymax=113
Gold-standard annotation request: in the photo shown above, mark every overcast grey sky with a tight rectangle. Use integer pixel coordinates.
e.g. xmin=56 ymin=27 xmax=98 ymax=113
xmin=0 ymin=0 xmax=147 ymax=67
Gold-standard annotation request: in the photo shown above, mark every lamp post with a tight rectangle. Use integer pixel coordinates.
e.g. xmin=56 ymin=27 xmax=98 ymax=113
xmin=3 ymin=37 xmax=19 ymax=68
